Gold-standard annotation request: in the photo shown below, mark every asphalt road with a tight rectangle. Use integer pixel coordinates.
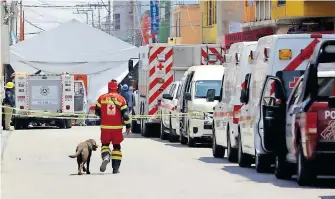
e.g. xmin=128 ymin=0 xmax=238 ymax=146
xmin=1 ymin=126 xmax=335 ymax=199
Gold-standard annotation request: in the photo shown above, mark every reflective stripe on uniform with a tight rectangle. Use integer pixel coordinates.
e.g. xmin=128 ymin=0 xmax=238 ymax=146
xmin=101 ymin=146 xmax=111 ymax=154
xmin=96 ymin=102 xmax=101 ymax=107
xmin=121 ymin=105 xmax=128 ymax=110
xmin=111 ymin=150 xmax=122 ymax=160
xmin=100 ymin=125 xmax=123 ymax=129
xmin=124 ymin=120 xmax=131 ymax=124
xmin=101 ymin=98 xmax=122 ymax=106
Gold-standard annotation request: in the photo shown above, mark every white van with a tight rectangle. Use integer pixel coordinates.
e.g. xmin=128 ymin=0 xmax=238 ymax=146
xmin=212 ymin=41 xmax=257 ymax=162
xmin=160 ymin=81 xmax=182 ymax=142
xmin=177 ymin=65 xmax=226 ymax=147
xmin=238 ymin=34 xmax=335 ymax=172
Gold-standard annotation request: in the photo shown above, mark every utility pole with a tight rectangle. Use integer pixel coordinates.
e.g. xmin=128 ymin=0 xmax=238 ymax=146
xmin=73 ymin=9 xmax=89 ymax=24
xmin=98 ymin=2 xmax=101 ymax=30
xmin=107 ymin=0 xmax=111 ymax=34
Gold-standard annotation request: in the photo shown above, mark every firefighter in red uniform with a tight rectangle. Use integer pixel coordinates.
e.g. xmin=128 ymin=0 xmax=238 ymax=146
xmin=95 ymin=79 xmax=131 ymax=174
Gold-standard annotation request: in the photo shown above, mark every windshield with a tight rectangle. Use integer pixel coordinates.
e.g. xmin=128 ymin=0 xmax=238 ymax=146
xmin=194 ymin=80 xmax=221 ymax=98
xmin=318 ymin=77 xmax=335 ymax=97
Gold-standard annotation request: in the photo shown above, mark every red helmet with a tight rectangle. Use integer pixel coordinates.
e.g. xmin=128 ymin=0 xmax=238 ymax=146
xmin=108 ymin=80 xmax=118 ymax=91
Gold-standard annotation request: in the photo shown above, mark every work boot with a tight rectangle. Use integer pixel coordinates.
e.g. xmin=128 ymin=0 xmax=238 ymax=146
xmin=100 ymin=155 xmax=110 ymax=172
xmin=112 ymin=159 xmax=121 ymax=174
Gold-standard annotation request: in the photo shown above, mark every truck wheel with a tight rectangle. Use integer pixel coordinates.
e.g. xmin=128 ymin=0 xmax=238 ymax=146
xmin=131 ymin=120 xmax=139 ymax=134
xmin=275 ymin=155 xmax=293 ymax=179
xmin=255 ymin=153 xmax=272 ymax=173
xmin=168 ymin=116 xmax=178 ymax=142
xmin=160 ymin=120 xmax=168 ymax=140
xmin=237 ymin=134 xmax=253 ymax=167
xmin=65 ymin=119 xmax=72 ymax=129
xmin=227 ymin=128 xmax=238 ymax=163
xmin=143 ymin=122 xmax=150 ymax=137
xmin=212 ymin=129 xmax=225 ymax=158
xmin=297 ymin=144 xmax=316 ymax=186
xmin=58 ymin=120 xmax=66 ymax=129
xmin=14 ymin=118 xmax=22 ymax=130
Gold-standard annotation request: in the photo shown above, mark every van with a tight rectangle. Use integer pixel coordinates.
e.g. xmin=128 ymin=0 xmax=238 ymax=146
xmin=177 ymin=65 xmax=226 ymax=147
xmin=212 ymin=41 xmax=257 ymax=162
xmin=239 ymin=34 xmax=335 ymax=172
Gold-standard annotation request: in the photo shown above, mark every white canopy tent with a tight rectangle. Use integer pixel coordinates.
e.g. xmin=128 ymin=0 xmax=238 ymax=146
xmin=9 ymin=19 xmax=139 ymax=107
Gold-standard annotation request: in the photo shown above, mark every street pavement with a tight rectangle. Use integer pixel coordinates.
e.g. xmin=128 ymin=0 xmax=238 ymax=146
xmin=1 ymin=126 xmax=335 ymax=199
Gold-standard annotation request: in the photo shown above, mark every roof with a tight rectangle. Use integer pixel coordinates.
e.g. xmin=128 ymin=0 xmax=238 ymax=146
xmin=9 ymin=19 xmax=139 ymax=107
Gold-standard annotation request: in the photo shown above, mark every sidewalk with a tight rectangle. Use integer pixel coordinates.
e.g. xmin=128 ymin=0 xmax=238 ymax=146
xmin=1 ymin=130 xmax=12 ymax=160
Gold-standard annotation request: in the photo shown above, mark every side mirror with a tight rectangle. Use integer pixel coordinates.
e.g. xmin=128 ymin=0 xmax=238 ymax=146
xmin=328 ymin=96 xmax=335 ymax=108
xmin=206 ymin=89 xmax=216 ymax=102
xmin=128 ymin=59 xmax=134 ymax=72
xmin=162 ymin=93 xmax=173 ymax=100
xmin=184 ymin=92 xmax=192 ymax=101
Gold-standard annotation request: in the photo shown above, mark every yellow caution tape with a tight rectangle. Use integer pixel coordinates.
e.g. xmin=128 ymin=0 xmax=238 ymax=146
xmin=0 ymin=106 xmax=210 ymax=120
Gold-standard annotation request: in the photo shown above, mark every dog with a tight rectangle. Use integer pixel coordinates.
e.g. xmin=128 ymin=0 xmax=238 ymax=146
xmin=69 ymin=139 xmax=98 ymax=175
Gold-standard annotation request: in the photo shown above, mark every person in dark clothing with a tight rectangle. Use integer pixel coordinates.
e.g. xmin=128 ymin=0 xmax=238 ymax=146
xmin=3 ymin=82 xmax=15 ymax=130
xmin=120 ymin=84 xmax=134 ymax=113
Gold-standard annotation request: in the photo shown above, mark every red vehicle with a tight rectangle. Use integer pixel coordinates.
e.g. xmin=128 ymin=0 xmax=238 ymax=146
xmin=260 ymin=40 xmax=335 ymax=186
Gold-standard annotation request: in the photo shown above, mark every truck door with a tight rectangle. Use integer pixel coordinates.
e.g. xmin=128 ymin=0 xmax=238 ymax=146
xmin=182 ymin=71 xmax=195 ymax=135
xmin=259 ymin=76 xmax=287 ymax=153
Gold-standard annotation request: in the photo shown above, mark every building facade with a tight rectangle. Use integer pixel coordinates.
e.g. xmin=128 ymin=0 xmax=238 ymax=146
xmin=173 ymin=4 xmax=201 ymax=44
xmin=111 ymin=1 xmax=134 ymax=43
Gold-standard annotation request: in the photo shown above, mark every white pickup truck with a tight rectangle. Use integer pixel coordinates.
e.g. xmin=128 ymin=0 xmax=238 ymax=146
xmin=13 ymin=72 xmax=76 ymax=129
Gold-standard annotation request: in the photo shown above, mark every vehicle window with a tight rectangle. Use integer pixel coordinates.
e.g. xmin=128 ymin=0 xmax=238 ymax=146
xmin=317 ymin=77 xmax=335 ymax=98
xmin=288 ymin=80 xmax=303 ymax=107
xmin=261 ymin=79 xmax=276 ymax=106
xmin=276 ymin=70 xmax=305 ymax=98
xmin=194 ymin=80 xmax=221 ymax=98
xmin=176 ymin=84 xmax=182 ymax=99
xmin=169 ymin=84 xmax=176 ymax=96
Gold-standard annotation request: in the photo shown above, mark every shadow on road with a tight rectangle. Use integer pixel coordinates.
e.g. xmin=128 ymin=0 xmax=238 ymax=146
xmin=222 ymin=165 xmax=335 ymax=189
xmin=198 ymin=157 xmax=236 ymax=165
xmin=319 ymin=196 xmax=335 ymax=199
xmin=69 ymin=173 xmax=114 ymax=176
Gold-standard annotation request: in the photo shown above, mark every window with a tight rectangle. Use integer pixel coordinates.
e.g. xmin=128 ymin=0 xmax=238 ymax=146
xmin=169 ymin=84 xmax=176 ymax=97
xmin=208 ymin=1 xmax=212 ymax=26
xmin=114 ymin=13 xmax=121 ymax=30
xmin=194 ymin=80 xmax=221 ymax=98
xmin=176 ymin=84 xmax=182 ymax=99
xmin=277 ymin=0 xmax=286 ymax=6
xmin=317 ymin=77 xmax=335 ymax=98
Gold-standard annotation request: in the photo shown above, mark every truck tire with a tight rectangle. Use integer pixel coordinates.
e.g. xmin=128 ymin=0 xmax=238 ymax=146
xmin=255 ymin=153 xmax=272 ymax=173
xmin=143 ymin=122 xmax=150 ymax=137
xmin=14 ymin=118 xmax=22 ymax=130
xmin=58 ymin=119 xmax=66 ymax=129
xmin=275 ymin=155 xmax=293 ymax=180
xmin=212 ymin=127 xmax=225 ymax=158
xmin=237 ymin=134 xmax=253 ymax=167
xmin=296 ymin=144 xmax=316 ymax=186
xmin=131 ymin=120 xmax=140 ymax=134
xmin=65 ymin=119 xmax=72 ymax=129
xmin=160 ymin=120 xmax=168 ymax=140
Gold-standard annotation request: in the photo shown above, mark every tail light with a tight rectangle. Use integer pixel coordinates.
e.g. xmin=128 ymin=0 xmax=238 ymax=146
xmin=66 ymin=105 xmax=70 ymax=110
xmin=233 ymin=105 xmax=242 ymax=124
xmin=300 ymin=111 xmax=318 ymax=159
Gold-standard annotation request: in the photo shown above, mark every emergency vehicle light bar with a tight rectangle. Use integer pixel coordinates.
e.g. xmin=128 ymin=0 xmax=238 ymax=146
xmin=208 ymin=54 xmax=218 ymax=62
xmin=279 ymin=49 xmax=292 ymax=60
